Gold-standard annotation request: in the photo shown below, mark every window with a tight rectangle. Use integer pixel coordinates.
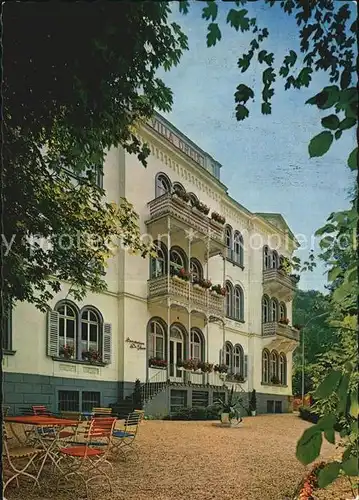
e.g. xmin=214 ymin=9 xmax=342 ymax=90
xmin=58 ymin=390 xmax=80 ymax=412
xmin=262 ymin=296 xmax=269 ymax=323
xmin=270 ymin=351 xmax=279 ymax=379
xmin=173 ymin=182 xmax=185 ymax=195
xmin=271 ymin=299 xmax=278 ymax=322
xmin=57 ymin=303 xmax=77 ymax=354
xmin=267 ymin=400 xmax=274 ymax=413
xmin=225 ymin=282 xmax=233 ymax=317
xmin=150 ymin=241 xmax=167 ymax=278
xmin=170 ymin=247 xmax=187 ymax=273
xmin=63 ymin=164 xmax=103 ymax=188
xmin=192 ymin=391 xmax=209 ymax=407
xmin=272 ymin=251 xmax=279 ymax=269
xmin=170 ymin=389 xmax=187 ymax=412
xmin=279 ymin=302 xmax=286 ymax=320
xmin=190 ymin=328 xmax=203 ymax=360
xmin=279 ymin=353 xmax=287 ymax=385
xmin=80 ymin=308 xmax=101 ymax=354
xmin=233 ymin=345 xmax=244 ymax=375
xmin=82 ymin=391 xmax=101 ymax=412
xmin=225 ymin=226 xmax=233 ymax=260
xmin=155 ymin=173 xmax=171 ymax=198
xmin=263 ymin=246 xmax=271 ymax=270
xmin=275 ymin=401 xmax=282 ymax=413
xmin=2 ymin=297 xmax=12 ymax=351
xmin=233 ymin=286 xmax=244 ymax=321
xmin=190 ymin=258 xmax=203 ymax=280
xmin=262 ymin=350 xmax=270 ymax=383
xmin=225 ymin=342 xmax=233 ymax=370
xmin=233 ymin=232 xmax=244 ymax=267
xmin=148 ymin=319 xmax=166 ymax=359
xmin=188 ymin=192 xmax=199 ymax=207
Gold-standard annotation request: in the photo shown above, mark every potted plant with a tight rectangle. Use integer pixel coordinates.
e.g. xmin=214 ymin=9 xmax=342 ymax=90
xmin=173 ymin=187 xmax=190 ymax=203
xmin=182 ymin=358 xmax=199 ymax=371
xmin=214 ymin=363 xmax=228 ymax=374
xmin=172 ymin=267 xmax=190 ymax=282
xmin=149 ymin=357 xmax=168 ymax=368
xmin=213 ymin=386 xmax=243 ymax=424
xmin=211 ymin=284 xmax=226 ymax=296
xmin=271 ymin=375 xmax=280 ymax=385
xmin=192 ymin=276 xmax=203 ymax=289
xmin=59 ymin=344 xmax=75 ymax=359
xmin=211 ymin=211 xmax=226 ymax=224
xmin=82 ymin=348 xmax=102 ymax=364
xmin=279 ymin=318 xmax=290 ymax=325
xmin=249 ymin=389 xmax=257 ymax=416
xmin=197 ymin=361 xmax=214 ymax=373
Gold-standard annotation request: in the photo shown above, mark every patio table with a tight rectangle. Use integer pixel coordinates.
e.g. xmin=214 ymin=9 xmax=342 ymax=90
xmin=5 ymin=415 xmax=79 ymax=482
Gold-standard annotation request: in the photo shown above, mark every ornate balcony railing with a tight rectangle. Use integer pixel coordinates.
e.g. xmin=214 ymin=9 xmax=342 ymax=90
xmin=146 ymin=194 xmax=225 ymax=246
xmin=148 ymin=276 xmax=224 ymax=317
xmin=263 ymin=268 xmax=297 ymax=301
xmin=262 ymin=322 xmax=300 ymax=342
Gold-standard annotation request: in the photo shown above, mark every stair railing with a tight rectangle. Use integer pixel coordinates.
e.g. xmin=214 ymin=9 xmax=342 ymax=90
xmin=141 ymin=369 xmax=168 ymax=404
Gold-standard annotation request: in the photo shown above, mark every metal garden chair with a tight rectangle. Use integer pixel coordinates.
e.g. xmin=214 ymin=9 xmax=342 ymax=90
xmin=110 ymin=411 xmax=142 ymax=461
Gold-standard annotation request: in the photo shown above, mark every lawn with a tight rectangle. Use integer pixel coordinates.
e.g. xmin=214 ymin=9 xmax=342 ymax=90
xmin=6 ymin=414 xmax=337 ymax=500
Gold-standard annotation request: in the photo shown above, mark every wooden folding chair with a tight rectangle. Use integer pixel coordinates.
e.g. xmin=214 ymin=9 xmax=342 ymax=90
xmin=56 ymin=417 xmax=116 ymax=497
xmin=2 ymin=422 xmax=42 ymax=495
xmin=91 ymin=407 xmax=112 ymax=417
xmin=111 ymin=411 xmax=141 ymax=461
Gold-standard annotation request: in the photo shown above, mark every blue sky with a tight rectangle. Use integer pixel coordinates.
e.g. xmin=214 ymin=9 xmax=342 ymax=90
xmin=157 ymin=1 xmax=357 ymax=293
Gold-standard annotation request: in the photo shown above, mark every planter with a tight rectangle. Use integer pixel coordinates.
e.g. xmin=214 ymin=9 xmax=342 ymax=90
xmin=193 ymin=284 xmax=203 ymax=290
xmin=220 ymin=413 xmax=230 ymax=424
xmin=251 ymin=411 xmax=256 ymax=417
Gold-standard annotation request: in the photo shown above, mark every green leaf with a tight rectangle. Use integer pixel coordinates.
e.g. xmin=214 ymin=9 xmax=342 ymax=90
xmin=206 ymin=23 xmax=221 ymax=47
xmin=334 ymin=130 xmax=342 ymax=140
xmin=318 ymin=462 xmax=341 ymax=488
xmin=321 ymin=115 xmax=340 ymax=130
xmin=235 ymin=84 xmax=254 ymax=103
xmin=314 ymin=370 xmax=342 ymax=399
xmin=297 ymin=67 xmax=312 ymax=87
xmin=262 ymin=102 xmax=271 ymax=114
xmin=340 ymin=69 xmax=352 ymax=90
xmin=328 ymin=266 xmax=342 ymax=282
xmin=339 ymin=117 xmax=356 ymax=130
xmin=337 ymin=373 xmax=350 ymax=414
xmin=296 ymin=426 xmax=322 ymax=465
xmin=179 ymin=1 xmax=190 ymax=14
xmin=315 ymin=223 xmax=335 ymax=236
xmin=235 ymin=104 xmax=249 ymax=121
xmin=285 ymin=50 xmax=297 ymax=67
xmin=258 ymin=50 xmax=268 ymax=64
xmin=324 ymin=428 xmax=336 ymax=444
xmin=202 ymin=1 xmax=218 ymax=22
xmin=308 ymin=131 xmax=333 ymax=158
xmin=347 ymin=148 xmax=358 ymax=171
xmin=349 ymin=390 xmax=359 ymax=418
xmin=227 ymin=9 xmax=249 ymax=32
xmin=237 ymin=53 xmax=253 ymax=72
xmin=317 ymin=414 xmax=337 ymax=431
xmin=306 ymin=86 xmax=339 ymax=109
xmin=263 ymin=68 xmax=276 ymax=85
xmin=342 ymin=457 xmax=359 ymax=476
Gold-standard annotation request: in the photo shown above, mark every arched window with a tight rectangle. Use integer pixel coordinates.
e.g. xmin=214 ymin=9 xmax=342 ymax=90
xmin=262 ymin=349 xmax=270 ymax=383
xmin=155 ymin=173 xmax=171 ymax=198
xmin=190 ymin=328 xmax=203 ymax=360
xmin=233 ymin=344 xmax=244 ymax=375
xmin=80 ymin=308 xmax=101 ymax=354
xmin=279 ymin=353 xmax=287 ymax=385
xmin=233 ymin=286 xmax=244 ymax=321
xmin=170 ymin=247 xmax=187 ymax=273
xmin=225 ymin=342 xmax=233 ymax=369
xmin=225 ymin=226 xmax=233 ymax=260
xmin=271 ymin=298 xmax=278 ymax=322
xmin=148 ymin=318 xmax=166 ymax=360
xmin=270 ymin=351 xmax=279 ymax=380
xmin=188 ymin=192 xmax=199 ymax=208
xmin=173 ymin=182 xmax=185 ymax=195
xmin=233 ymin=232 xmax=244 ymax=267
xmin=279 ymin=302 xmax=286 ymax=321
xmin=190 ymin=258 xmax=203 ymax=281
xmin=150 ymin=241 xmax=167 ymax=278
xmin=262 ymin=295 xmax=269 ymax=323
xmin=263 ymin=246 xmax=271 ymax=270
xmin=272 ymin=251 xmax=279 ymax=269
xmin=225 ymin=281 xmax=233 ymax=318
xmin=56 ymin=302 xmax=78 ymax=354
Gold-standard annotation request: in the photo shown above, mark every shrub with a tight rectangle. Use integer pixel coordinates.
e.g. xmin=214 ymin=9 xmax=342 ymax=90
xmin=163 ymin=405 xmax=220 ymax=421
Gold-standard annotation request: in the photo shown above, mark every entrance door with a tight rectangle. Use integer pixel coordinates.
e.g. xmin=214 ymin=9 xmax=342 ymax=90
xmin=169 ymin=326 xmax=184 ymax=382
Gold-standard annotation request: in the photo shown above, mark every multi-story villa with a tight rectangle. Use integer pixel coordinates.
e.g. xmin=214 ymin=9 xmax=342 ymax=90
xmin=3 ymin=112 xmax=300 ymax=416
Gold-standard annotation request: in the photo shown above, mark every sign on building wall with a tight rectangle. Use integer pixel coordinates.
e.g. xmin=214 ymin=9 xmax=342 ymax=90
xmin=125 ymin=337 xmax=146 ymax=351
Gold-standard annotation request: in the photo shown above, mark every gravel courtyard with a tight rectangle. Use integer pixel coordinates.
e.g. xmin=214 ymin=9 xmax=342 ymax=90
xmin=6 ymin=414 xmax=336 ymax=500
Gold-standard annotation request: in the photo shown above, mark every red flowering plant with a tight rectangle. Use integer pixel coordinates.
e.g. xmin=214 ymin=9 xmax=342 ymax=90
xmin=59 ymin=344 xmax=75 ymax=358
xmin=182 ymin=358 xmax=199 ymax=371
xmin=214 ymin=364 xmax=229 ymax=374
xmin=211 ymin=284 xmax=226 ymax=296
xmin=82 ymin=348 xmax=102 ymax=363
xmin=197 ymin=361 xmax=214 ymax=373
xmin=172 ymin=267 xmax=190 ymax=281
xmin=193 ymin=277 xmax=212 ymax=289
xmin=149 ymin=357 xmax=168 ymax=368
xmin=298 ymin=462 xmax=326 ymax=500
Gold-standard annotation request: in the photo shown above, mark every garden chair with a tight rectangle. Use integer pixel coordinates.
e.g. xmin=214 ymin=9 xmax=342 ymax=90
xmin=32 ymin=405 xmax=51 ymax=416
xmin=111 ymin=411 xmax=141 ymax=461
xmin=2 ymin=421 xmax=42 ymax=495
xmin=56 ymin=417 xmax=116 ymax=497
xmin=2 ymin=405 xmax=10 ymax=416
xmin=91 ymin=407 xmax=112 ymax=416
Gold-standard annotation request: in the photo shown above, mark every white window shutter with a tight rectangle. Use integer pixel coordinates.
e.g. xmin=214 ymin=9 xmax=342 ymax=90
xmin=47 ymin=310 xmax=59 ymax=357
xmin=244 ymin=354 xmax=248 ymax=379
xmin=103 ymin=323 xmax=112 ymax=364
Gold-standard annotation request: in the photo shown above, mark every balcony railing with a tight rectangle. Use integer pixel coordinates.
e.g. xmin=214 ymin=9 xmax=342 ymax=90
xmin=262 ymin=322 xmax=300 ymax=342
xmin=147 ymin=194 xmax=225 ymax=245
xmin=263 ymin=268 xmax=297 ymax=300
xmin=148 ymin=276 xmax=225 ymax=317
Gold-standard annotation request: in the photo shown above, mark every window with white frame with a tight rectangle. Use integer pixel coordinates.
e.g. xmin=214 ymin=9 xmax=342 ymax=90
xmin=190 ymin=258 xmax=203 ymax=281
xmin=262 ymin=350 xmax=270 ymax=383
xmin=225 ymin=226 xmax=233 ymax=260
xmin=80 ymin=308 xmax=101 ymax=354
xmin=170 ymin=247 xmax=186 ymax=273
xmin=233 ymin=232 xmax=244 ymax=266
xmin=225 ymin=342 xmax=233 ymax=369
xmin=233 ymin=345 xmax=243 ymax=375
xmin=190 ymin=329 xmax=203 ymax=360
xmin=271 ymin=299 xmax=278 ymax=322
xmin=148 ymin=319 xmax=166 ymax=360
xmin=279 ymin=353 xmax=287 ymax=385
xmin=263 ymin=246 xmax=271 ymax=270
xmin=225 ymin=282 xmax=233 ymax=317
xmin=262 ymin=296 xmax=269 ymax=323
xmin=155 ymin=173 xmax=171 ymax=198
xmin=57 ymin=303 xmax=77 ymax=354
xmin=150 ymin=241 xmax=167 ymax=278
xmin=279 ymin=302 xmax=286 ymax=320
xmin=272 ymin=251 xmax=279 ymax=269
xmin=270 ymin=351 xmax=279 ymax=379
xmin=233 ymin=286 xmax=244 ymax=321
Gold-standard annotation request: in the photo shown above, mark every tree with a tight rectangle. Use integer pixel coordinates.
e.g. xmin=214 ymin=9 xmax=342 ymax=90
xmin=2 ymin=2 xmax=188 ymax=311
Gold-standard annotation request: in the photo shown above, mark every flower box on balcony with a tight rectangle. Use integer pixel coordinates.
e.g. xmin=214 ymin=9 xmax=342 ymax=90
xmin=278 ymin=318 xmax=290 ymax=325
xmin=211 ymin=284 xmax=226 ymax=296
xmin=149 ymin=357 xmax=168 ymax=369
xmin=214 ymin=364 xmax=228 ymax=374
xmin=211 ymin=211 xmax=226 ymax=225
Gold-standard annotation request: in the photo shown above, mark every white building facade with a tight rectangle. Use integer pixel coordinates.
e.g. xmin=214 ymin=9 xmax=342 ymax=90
xmin=3 ymin=113 xmax=300 ymax=416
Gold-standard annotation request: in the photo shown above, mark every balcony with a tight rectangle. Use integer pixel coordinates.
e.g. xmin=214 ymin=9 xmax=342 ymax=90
xmin=148 ymin=276 xmax=225 ymax=318
xmin=263 ymin=268 xmax=297 ymax=301
xmin=262 ymin=322 xmax=300 ymax=342
xmin=146 ymin=194 xmax=225 ymax=255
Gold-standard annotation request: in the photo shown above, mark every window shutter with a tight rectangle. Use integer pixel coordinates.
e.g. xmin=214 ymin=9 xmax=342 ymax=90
xmin=244 ymin=355 xmax=248 ymax=379
xmin=103 ymin=323 xmax=112 ymax=365
xmin=47 ymin=310 xmax=59 ymax=357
